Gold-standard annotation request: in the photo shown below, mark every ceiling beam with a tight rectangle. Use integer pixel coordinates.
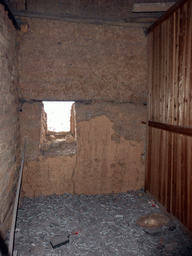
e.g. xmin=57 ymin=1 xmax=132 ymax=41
xmin=12 ymin=9 xmax=163 ymax=28
xmin=0 ymin=0 xmax=20 ymax=30
xmin=132 ymin=2 xmax=176 ymax=13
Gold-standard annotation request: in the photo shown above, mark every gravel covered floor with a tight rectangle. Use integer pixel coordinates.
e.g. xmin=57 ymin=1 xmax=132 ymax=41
xmin=11 ymin=190 xmax=192 ymax=256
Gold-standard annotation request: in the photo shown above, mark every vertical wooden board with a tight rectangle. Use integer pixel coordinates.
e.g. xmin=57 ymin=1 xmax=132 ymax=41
xmin=171 ymin=11 xmax=179 ymax=218
xmin=153 ymin=28 xmax=159 ymax=121
xmin=167 ymin=16 xmax=174 ymax=124
xmin=146 ymin=32 xmax=153 ymax=193
xmin=177 ymin=134 xmax=182 ymax=222
xmin=151 ymin=128 xmax=161 ymax=199
xmin=190 ymin=0 xmax=192 ymax=129
xmin=181 ymin=2 xmax=188 ymax=224
xmin=149 ymin=128 xmax=155 ymax=195
xmin=164 ymin=20 xmax=169 ymax=124
xmin=189 ymin=137 xmax=192 ymax=232
xmin=171 ymin=132 xmax=177 ymax=217
xmin=172 ymin=12 xmax=177 ymax=125
xmin=160 ymin=130 xmax=165 ymax=206
xmin=182 ymin=2 xmax=188 ymax=128
xmin=162 ymin=22 xmax=166 ymax=123
xmin=162 ymin=21 xmax=169 ymax=208
xmin=179 ymin=3 xmax=187 ymax=127
xmin=186 ymin=1 xmax=192 ymax=127
xmin=150 ymin=128 xmax=156 ymax=197
xmin=166 ymin=18 xmax=171 ymax=125
xmin=159 ymin=23 xmax=163 ymax=123
xmin=160 ymin=130 xmax=166 ymax=206
xmin=157 ymin=129 xmax=163 ymax=203
xmin=176 ymin=9 xmax=181 ymax=126
xmin=148 ymin=33 xmax=153 ymax=121
xmin=145 ymin=126 xmax=152 ymax=192
xmin=174 ymin=9 xmax=180 ymax=126
xmin=151 ymin=31 xmax=156 ymax=120
xmin=164 ymin=130 xmax=169 ymax=208
xmin=168 ymin=15 xmax=174 ymax=126
xmin=179 ymin=134 xmax=185 ymax=225
xmin=186 ymin=1 xmax=192 ymax=231
xmin=177 ymin=3 xmax=186 ymax=225
xmin=186 ymin=135 xmax=190 ymax=230
xmin=157 ymin=129 xmax=163 ymax=201
xmin=156 ymin=26 xmax=161 ymax=122
xmin=167 ymin=131 xmax=173 ymax=212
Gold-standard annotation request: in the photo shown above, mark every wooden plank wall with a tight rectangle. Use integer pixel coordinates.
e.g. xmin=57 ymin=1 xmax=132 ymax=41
xmin=146 ymin=0 xmax=192 ymax=232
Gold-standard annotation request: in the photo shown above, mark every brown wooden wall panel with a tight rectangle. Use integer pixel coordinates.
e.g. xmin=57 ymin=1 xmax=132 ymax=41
xmin=146 ymin=0 xmax=192 ymax=233
xmin=147 ymin=126 xmax=192 ymax=232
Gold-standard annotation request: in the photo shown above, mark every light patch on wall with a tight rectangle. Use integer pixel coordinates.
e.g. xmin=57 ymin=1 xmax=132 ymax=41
xmin=43 ymin=101 xmax=74 ymax=132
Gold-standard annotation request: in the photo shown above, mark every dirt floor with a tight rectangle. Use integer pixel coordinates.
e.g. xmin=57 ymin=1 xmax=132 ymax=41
xmin=7 ymin=190 xmax=192 ymax=256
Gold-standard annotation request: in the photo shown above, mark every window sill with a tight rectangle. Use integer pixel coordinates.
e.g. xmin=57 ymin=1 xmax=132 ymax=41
xmin=40 ymin=135 xmax=77 ymax=157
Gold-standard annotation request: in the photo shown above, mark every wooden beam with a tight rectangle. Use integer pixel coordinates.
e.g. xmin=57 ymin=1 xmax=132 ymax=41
xmin=12 ymin=9 xmax=163 ymax=27
xmin=133 ymin=2 xmax=176 ymax=13
xmin=146 ymin=0 xmax=188 ymax=34
xmin=0 ymin=0 xmax=20 ymax=30
xmin=148 ymin=121 xmax=192 ymax=137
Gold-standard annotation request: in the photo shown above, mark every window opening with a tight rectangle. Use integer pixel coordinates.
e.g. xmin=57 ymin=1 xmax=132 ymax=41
xmin=43 ymin=101 xmax=74 ymax=133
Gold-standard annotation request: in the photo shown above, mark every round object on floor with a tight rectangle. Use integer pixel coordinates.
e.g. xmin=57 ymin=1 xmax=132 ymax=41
xmin=136 ymin=213 xmax=170 ymax=228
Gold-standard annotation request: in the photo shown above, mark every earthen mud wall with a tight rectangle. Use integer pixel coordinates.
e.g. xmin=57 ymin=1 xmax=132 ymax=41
xmin=21 ymin=101 xmax=147 ymax=197
xmin=74 ymin=102 xmax=146 ymax=194
xmin=0 ymin=4 xmax=21 ymax=236
xmin=18 ymin=18 xmax=147 ymax=103
xmin=18 ymin=16 xmax=148 ymax=197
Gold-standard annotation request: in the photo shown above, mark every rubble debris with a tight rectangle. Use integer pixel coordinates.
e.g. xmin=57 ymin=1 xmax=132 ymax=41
xmin=9 ymin=190 xmax=192 ymax=255
xmin=50 ymin=232 xmax=69 ymax=249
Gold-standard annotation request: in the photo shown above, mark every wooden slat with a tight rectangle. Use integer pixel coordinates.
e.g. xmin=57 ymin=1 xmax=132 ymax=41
xmin=175 ymin=9 xmax=180 ymax=126
xmin=145 ymin=126 xmax=152 ymax=192
xmin=176 ymin=134 xmax=181 ymax=222
xmin=168 ymin=15 xmax=174 ymax=125
xmin=186 ymin=0 xmax=192 ymax=231
xmin=167 ymin=132 xmax=172 ymax=212
xmin=148 ymin=33 xmax=153 ymax=120
xmin=159 ymin=22 xmax=163 ymax=122
xmin=148 ymin=121 xmax=192 ymax=137
xmin=181 ymin=2 xmax=188 ymax=226
xmin=171 ymin=132 xmax=177 ymax=217
xmin=189 ymin=139 xmax=192 ymax=231
xmin=158 ymin=129 xmax=163 ymax=202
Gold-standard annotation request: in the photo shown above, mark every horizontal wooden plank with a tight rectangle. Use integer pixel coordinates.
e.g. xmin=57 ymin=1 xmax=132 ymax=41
xmin=148 ymin=121 xmax=192 ymax=137
xmin=146 ymin=0 xmax=188 ymax=34
xmin=133 ymin=2 xmax=175 ymax=13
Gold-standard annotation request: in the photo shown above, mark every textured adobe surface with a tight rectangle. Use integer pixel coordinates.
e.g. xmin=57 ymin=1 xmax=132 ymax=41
xmin=22 ymin=154 xmax=76 ymax=197
xmin=74 ymin=102 xmax=146 ymax=194
xmin=17 ymin=8 xmax=148 ymax=197
xmin=21 ymin=102 xmax=147 ymax=196
xmin=0 ymin=4 xmax=20 ymax=236
xmin=18 ymin=18 xmax=148 ymax=103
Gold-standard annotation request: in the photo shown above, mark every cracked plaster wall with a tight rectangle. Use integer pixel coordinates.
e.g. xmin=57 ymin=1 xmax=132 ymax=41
xmin=21 ymin=102 xmax=146 ymax=197
xmin=18 ymin=16 xmax=148 ymax=197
